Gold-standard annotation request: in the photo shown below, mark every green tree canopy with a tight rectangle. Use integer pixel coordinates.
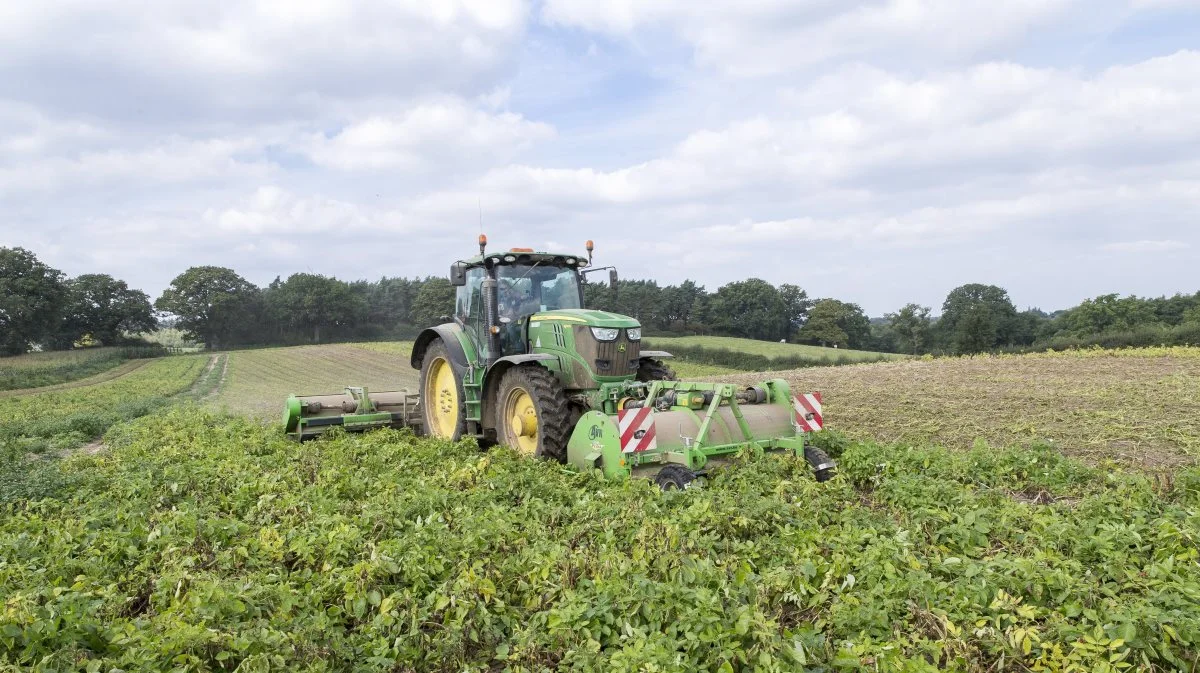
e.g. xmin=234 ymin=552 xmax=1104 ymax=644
xmin=267 ymin=273 xmax=365 ymax=342
xmin=1061 ymin=294 xmax=1159 ymax=335
xmin=940 ymin=283 xmax=1018 ymax=354
xmin=709 ymin=279 xmax=787 ymax=341
xmin=57 ymin=274 xmax=157 ymax=347
xmin=155 ymin=266 xmax=260 ymax=349
xmin=798 ymin=299 xmax=871 ymax=348
xmin=411 ymin=277 xmax=456 ymax=328
xmin=778 ymin=283 xmax=813 ymax=340
xmin=0 ymin=247 xmax=67 ymax=355
xmin=885 ymin=303 xmax=932 ymax=355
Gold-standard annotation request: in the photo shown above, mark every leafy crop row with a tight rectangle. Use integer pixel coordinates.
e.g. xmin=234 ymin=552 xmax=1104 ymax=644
xmin=0 ymin=346 xmax=166 ymax=391
xmin=0 ymin=356 xmax=212 ymax=503
xmin=2 ymin=410 xmax=1196 ymax=672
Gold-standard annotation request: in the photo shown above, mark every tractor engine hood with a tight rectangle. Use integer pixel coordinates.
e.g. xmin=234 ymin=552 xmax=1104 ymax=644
xmin=527 ymin=308 xmax=639 ymax=329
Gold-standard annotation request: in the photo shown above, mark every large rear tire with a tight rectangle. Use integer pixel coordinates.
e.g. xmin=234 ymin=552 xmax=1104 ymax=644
xmin=495 ymin=366 xmax=571 ymax=462
xmin=636 ymin=358 xmax=677 ymax=382
xmin=421 ymin=341 xmax=465 ymax=441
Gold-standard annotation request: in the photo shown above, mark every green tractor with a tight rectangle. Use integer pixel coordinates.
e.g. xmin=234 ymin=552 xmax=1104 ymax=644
xmin=283 ymin=236 xmax=834 ymax=487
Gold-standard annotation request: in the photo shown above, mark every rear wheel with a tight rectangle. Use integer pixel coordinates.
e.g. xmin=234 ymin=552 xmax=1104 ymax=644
xmin=420 ymin=341 xmax=465 ymax=441
xmin=636 ymin=358 xmax=677 ymax=382
xmin=496 ymin=366 xmax=571 ymax=462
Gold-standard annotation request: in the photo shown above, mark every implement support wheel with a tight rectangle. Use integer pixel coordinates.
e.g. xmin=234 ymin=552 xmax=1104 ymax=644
xmin=804 ymin=446 xmax=837 ymax=483
xmin=495 ymin=366 xmax=571 ymax=462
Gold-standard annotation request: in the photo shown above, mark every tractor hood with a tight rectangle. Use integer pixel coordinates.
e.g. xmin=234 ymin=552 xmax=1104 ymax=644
xmin=528 ymin=308 xmax=639 ymax=329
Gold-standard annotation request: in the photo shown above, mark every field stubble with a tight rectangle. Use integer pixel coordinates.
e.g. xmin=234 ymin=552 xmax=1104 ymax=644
xmin=724 ymin=348 xmax=1200 ymax=468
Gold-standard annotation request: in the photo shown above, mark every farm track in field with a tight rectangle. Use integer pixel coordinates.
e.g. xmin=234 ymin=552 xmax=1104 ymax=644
xmin=0 ymin=359 xmax=150 ymax=398
xmin=721 ymin=349 xmax=1200 ymax=469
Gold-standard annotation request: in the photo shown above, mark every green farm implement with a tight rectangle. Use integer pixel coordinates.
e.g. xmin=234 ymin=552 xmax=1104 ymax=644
xmin=283 ymin=236 xmax=833 ymax=487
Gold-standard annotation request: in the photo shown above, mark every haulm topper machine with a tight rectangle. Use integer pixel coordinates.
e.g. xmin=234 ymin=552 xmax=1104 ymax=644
xmin=283 ymin=237 xmax=834 ymax=488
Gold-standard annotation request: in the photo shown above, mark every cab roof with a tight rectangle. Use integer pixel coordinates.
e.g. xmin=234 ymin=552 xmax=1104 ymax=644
xmin=462 ymin=249 xmax=587 ymax=269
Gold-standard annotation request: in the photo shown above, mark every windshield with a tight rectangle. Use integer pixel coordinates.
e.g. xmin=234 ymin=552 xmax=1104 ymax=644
xmin=496 ymin=264 xmax=581 ymax=319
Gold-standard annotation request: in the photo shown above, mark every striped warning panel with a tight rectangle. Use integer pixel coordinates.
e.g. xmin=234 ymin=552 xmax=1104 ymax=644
xmin=793 ymin=392 xmax=823 ymax=433
xmin=618 ymin=407 xmax=657 ymax=453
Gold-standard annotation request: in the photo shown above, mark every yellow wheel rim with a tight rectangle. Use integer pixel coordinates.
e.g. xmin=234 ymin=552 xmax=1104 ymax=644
xmin=503 ymin=387 xmax=539 ymax=456
xmin=425 ymin=357 xmax=459 ymax=438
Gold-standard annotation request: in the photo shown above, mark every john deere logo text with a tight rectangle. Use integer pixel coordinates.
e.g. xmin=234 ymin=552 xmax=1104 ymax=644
xmin=617 ymin=343 xmax=626 ymax=352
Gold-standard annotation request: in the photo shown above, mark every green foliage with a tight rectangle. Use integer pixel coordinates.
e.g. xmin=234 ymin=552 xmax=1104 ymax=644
xmin=0 ymin=346 xmax=167 ymax=391
xmin=156 ymin=267 xmax=261 ymax=350
xmin=264 ymin=273 xmax=366 ymax=343
xmin=2 ymin=410 xmax=1197 ymax=671
xmin=648 ymin=335 xmax=902 ymax=362
xmin=886 ymin=304 xmax=932 ymax=355
xmin=55 ymin=273 xmax=158 ymax=348
xmin=940 ymin=284 xmax=1019 ymax=354
xmin=798 ymin=299 xmax=870 ymax=349
xmin=0 ymin=247 xmax=67 ymax=355
xmin=645 ymin=342 xmax=891 ymax=371
xmin=410 ymin=277 xmax=456 ymax=328
xmin=709 ymin=279 xmax=789 ymax=341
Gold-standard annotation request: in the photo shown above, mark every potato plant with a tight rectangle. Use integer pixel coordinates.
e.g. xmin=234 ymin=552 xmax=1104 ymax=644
xmin=1 ymin=409 xmax=1197 ymax=672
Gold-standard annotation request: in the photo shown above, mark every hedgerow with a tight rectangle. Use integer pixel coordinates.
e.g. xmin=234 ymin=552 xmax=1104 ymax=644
xmin=644 ymin=342 xmax=890 ymax=372
xmin=2 ymin=410 xmax=1197 ymax=672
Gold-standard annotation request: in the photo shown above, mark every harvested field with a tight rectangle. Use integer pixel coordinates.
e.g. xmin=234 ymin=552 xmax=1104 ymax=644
xmin=213 ymin=343 xmax=420 ymax=418
xmin=721 ymin=347 xmax=1200 ymax=468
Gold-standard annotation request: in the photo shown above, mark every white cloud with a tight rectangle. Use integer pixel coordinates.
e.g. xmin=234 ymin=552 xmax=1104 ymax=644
xmin=1100 ymin=240 xmax=1190 ymax=253
xmin=0 ymin=136 xmax=271 ymax=194
xmin=3 ymin=1 xmax=1200 ymax=315
xmin=298 ymin=99 xmax=553 ymax=171
xmin=203 ymin=186 xmax=407 ymax=237
xmin=0 ymin=0 xmax=530 ymax=123
xmin=541 ymin=0 xmax=1082 ymax=75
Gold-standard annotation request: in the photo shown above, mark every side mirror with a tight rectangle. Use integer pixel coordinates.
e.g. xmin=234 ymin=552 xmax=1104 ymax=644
xmin=608 ymin=268 xmax=618 ymax=290
xmin=450 ymin=262 xmax=467 ymax=286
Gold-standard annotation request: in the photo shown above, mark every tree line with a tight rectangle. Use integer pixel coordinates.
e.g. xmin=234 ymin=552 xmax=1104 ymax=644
xmin=4 ymin=246 xmax=1200 ymax=356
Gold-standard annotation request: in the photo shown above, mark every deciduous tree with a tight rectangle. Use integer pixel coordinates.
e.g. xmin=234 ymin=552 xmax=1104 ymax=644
xmin=155 ymin=266 xmax=260 ymax=350
xmin=0 ymin=247 xmax=67 ymax=354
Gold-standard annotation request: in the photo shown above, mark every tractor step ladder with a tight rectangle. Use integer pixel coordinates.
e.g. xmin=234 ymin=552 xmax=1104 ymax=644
xmin=463 ymin=364 xmax=484 ymax=436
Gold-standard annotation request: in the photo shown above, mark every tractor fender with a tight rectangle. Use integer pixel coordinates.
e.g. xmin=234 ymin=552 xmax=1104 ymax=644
xmin=639 ymin=350 xmax=673 ymax=359
xmin=480 ymin=354 xmax=560 ymax=430
xmin=411 ymin=324 xmax=471 ymax=373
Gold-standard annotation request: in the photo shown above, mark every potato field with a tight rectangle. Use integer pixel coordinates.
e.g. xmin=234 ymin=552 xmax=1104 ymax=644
xmin=1 ymin=343 xmax=1198 ymax=672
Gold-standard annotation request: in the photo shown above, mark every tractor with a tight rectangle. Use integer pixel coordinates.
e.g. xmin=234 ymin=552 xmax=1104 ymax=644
xmin=283 ymin=236 xmax=834 ymax=487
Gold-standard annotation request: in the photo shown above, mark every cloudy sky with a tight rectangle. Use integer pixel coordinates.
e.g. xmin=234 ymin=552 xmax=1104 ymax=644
xmin=1 ymin=0 xmax=1198 ymax=315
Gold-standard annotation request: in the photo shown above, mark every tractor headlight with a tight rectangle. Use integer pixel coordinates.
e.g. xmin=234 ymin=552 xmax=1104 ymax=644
xmin=626 ymin=327 xmax=641 ymax=341
xmin=591 ymin=327 xmax=620 ymax=341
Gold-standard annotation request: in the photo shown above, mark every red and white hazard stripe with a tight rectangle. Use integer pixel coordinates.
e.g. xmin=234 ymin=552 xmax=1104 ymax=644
xmin=618 ymin=407 xmax=657 ymax=453
xmin=793 ymin=392 xmax=823 ymax=433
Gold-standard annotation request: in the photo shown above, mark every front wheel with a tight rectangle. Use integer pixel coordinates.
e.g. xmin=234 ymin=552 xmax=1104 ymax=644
xmin=420 ymin=341 xmax=465 ymax=440
xmin=495 ymin=366 xmax=571 ymax=462
xmin=636 ymin=358 xmax=677 ymax=382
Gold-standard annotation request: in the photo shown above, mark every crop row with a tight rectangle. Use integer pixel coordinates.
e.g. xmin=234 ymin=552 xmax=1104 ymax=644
xmin=0 ymin=346 xmax=164 ymax=391
xmin=2 ymin=409 xmax=1196 ymax=671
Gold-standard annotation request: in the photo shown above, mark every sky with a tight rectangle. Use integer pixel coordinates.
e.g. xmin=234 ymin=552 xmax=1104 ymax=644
xmin=1 ymin=0 xmax=1198 ymax=316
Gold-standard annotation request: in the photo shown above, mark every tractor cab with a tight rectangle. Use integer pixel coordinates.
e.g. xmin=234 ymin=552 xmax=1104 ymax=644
xmin=451 ymin=245 xmax=591 ymax=361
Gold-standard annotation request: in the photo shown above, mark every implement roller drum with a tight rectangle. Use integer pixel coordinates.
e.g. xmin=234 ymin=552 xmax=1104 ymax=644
xmin=283 ymin=388 xmax=422 ymax=439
